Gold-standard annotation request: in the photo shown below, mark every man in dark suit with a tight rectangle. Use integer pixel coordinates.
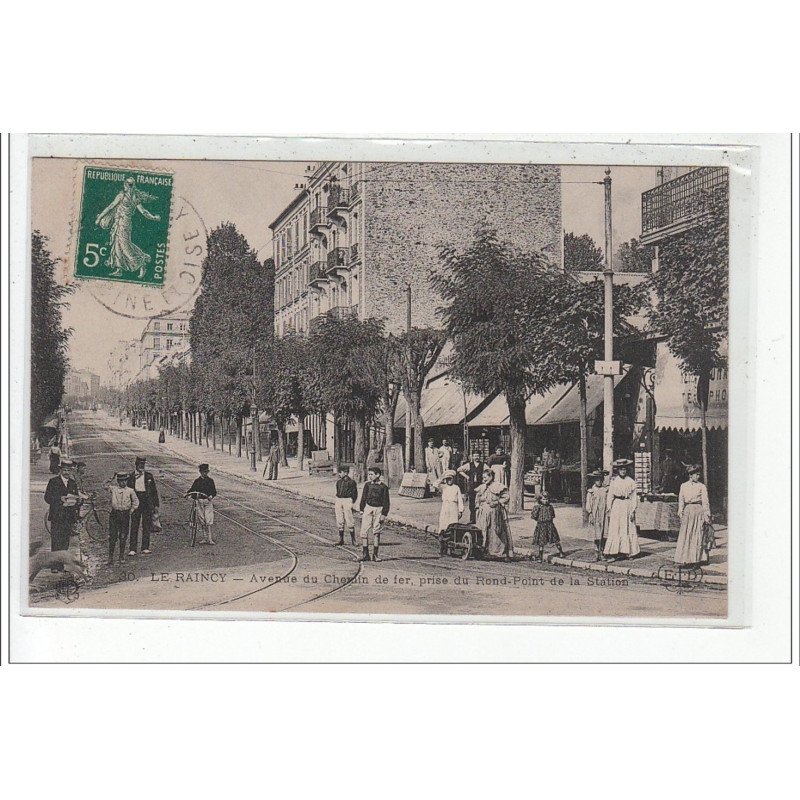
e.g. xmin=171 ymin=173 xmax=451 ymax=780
xmin=127 ymin=456 xmax=160 ymax=556
xmin=457 ymin=451 xmax=487 ymax=523
xmin=44 ymin=459 xmax=80 ymax=560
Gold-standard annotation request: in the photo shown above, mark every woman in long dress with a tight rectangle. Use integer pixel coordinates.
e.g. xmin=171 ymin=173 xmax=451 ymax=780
xmin=603 ymin=458 xmax=640 ymax=559
xmin=474 ymin=468 xmax=514 ymax=559
xmin=95 ymin=177 xmax=161 ymax=278
xmin=674 ymin=465 xmax=711 ymax=565
xmin=487 ymin=446 xmax=511 ymax=487
xmin=436 ymin=470 xmax=464 ymax=534
xmin=585 ymin=469 xmax=609 ymax=561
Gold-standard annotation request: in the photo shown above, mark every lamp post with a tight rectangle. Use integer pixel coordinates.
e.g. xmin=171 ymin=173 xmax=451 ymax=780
xmin=601 ymin=168 xmax=615 ymax=475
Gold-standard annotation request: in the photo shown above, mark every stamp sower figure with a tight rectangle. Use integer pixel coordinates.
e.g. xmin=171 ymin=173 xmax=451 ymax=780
xmin=108 ymin=471 xmax=139 ymax=565
xmin=334 ymin=465 xmax=358 ymax=546
xmin=436 ymin=469 xmax=464 ymax=555
xmin=457 ymin=451 xmax=487 ymax=523
xmin=358 ymin=466 xmax=390 ymax=562
xmin=585 ymin=468 xmax=609 ymax=561
xmin=188 ymin=464 xmax=217 ymax=545
xmin=674 ymin=464 xmax=712 ymax=566
xmin=530 ymin=492 xmax=565 ymax=562
xmin=603 ymin=458 xmax=640 ymax=560
xmin=44 ymin=459 xmax=80 ymax=563
xmin=424 ymin=439 xmax=442 ymax=490
xmin=475 ymin=468 xmax=514 ymax=560
xmin=127 ymin=456 xmax=160 ymax=556
xmin=95 ymin=177 xmax=161 ymax=278
xmin=262 ymin=440 xmax=280 ymax=481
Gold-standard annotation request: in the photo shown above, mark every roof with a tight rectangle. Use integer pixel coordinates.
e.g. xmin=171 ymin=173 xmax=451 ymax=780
xmin=268 ymin=189 xmax=309 ymax=231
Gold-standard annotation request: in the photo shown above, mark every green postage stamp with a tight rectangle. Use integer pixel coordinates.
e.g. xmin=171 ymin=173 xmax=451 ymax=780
xmin=74 ymin=167 xmax=174 ymax=286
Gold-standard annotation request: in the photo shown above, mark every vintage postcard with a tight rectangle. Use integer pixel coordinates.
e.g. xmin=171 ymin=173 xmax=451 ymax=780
xmin=18 ymin=137 xmax=745 ymax=624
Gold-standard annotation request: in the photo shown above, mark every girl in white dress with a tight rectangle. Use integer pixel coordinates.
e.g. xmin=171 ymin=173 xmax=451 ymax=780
xmin=436 ymin=470 xmax=464 ymax=534
xmin=674 ymin=465 xmax=712 ymax=565
xmin=603 ymin=458 xmax=640 ymax=559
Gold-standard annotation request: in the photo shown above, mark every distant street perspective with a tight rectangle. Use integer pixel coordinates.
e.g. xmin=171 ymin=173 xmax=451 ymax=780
xmin=28 ymin=159 xmax=729 ymax=619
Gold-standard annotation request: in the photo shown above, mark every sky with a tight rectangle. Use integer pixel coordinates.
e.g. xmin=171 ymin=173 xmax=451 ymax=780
xmin=31 ymin=159 xmax=661 ymax=383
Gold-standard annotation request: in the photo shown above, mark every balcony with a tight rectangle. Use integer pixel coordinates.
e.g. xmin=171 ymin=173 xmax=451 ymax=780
xmin=327 ymin=305 xmax=359 ymax=321
xmin=309 ymin=206 xmax=330 ymax=235
xmin=350 ymin=242 xmax=360 ymax=263
xmin=326 ymin=184 xmax=350 ymax=221
xmin=326 ymin=247 xmax=350 ymax=274
xmin=309 ymin=260 xmax=328 ymax=287
xmin=641 ymin=167 xmax=728 ymax=245
xmin=349 ymin=180 xmax=360 ymax=204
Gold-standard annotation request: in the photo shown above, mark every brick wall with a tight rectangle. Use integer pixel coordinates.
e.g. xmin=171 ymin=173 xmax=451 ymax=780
xmin=362 ymin=163 xmax=562 ymax=334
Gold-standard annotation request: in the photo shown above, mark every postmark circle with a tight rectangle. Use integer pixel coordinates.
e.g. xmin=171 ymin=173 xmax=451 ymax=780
xmin=84 ymin=195 xmax=206 ymax=320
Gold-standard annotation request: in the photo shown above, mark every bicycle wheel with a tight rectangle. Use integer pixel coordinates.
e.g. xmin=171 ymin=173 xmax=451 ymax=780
xmin=189 ymin=506 xmax=198 ymax=547
xmin=86 ymin=508 xmax=110 ymax=542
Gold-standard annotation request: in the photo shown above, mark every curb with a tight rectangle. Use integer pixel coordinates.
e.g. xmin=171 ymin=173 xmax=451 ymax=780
xmin=131 ymin=427 xmax=728 ymax=588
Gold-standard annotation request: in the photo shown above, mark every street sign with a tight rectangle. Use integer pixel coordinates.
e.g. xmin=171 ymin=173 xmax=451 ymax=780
xmin=594 ymin=359 xmax=623 ymax=376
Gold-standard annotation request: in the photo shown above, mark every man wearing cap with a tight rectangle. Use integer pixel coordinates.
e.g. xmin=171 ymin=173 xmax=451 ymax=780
xmin=358 ymin=466 xmax=390 ymax=562
xmin=109 ymin=471 xmax=139 ymax=564
xmin=44 ymin=460 xmax=80 ymax=559
xmin=127 ymin=456 xmax=160 ymax=556
xmin=187 ymin=464 xmax=217 ymax=545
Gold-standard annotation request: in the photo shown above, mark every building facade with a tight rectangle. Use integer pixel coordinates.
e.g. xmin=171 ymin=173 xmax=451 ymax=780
xmin=640 ymin=165 xmax=729 ymax=513
xmin=137 ymin=311 xmax=191 ymax=381
xmin=271 ymin=161 xmax=563 ymax=338
xmin=64 ymin=369 xmax=100 ymax=398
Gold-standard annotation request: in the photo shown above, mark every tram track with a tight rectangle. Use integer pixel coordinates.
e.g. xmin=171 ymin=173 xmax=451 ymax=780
xmin=91 ymin=431 xmax=366 ymax=612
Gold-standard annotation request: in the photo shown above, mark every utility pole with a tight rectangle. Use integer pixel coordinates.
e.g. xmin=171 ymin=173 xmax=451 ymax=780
xmin=404 ymin=283 xmax=412 ymax=471
xmin=250 ymin=351 xmax=257 ymax=472
xmin=601 ymin=167 xmax=615 ymax=475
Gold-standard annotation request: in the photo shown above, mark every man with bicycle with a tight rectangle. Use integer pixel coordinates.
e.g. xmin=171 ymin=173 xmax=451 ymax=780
xmin=187 ymin=464 xmax=217 ymax=545
xmin=44 ymin=459 xmax=80 ymax=563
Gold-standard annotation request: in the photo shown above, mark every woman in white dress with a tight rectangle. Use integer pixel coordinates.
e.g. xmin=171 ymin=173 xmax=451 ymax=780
xmin=674 ymin=464 xmax=711 ymax=565
xmin=436 ymin=470 xmax=464 ymax=535
xmin=603 ymin=458 xmax=640 ymax=559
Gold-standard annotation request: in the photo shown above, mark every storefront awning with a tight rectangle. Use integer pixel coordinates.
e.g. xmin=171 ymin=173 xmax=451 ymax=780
xmin=394 ymin=383 xmax=484 ymax=428
xmin=654 ymin=341 xmax=728 ymax=432
xmin=468 ymin=367 xmax=631 ymax=428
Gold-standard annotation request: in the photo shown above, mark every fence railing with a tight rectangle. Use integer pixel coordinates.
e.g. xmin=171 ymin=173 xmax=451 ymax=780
xmin=326 ymin=247 xmax=349 ymax=270
xmin=641 ymin=167 xmax=728 ymax=237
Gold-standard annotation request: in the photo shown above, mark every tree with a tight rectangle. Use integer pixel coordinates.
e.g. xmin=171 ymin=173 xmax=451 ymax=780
xmin=564 ymin=232 xmax=603 ymax=272
xmin=190 ymin=225 xmax=274 ymax=457
xmin=433 ymin=228 xmax=568 ymax=513
xmin=306 ymin=316 xmax=386 ymax=480
xmin=616 ymin=237 xmax=654 ymax=273
xmin=31 ymin=231 xmax=73 ymax=431
xmin=395 ymin=329 xmax=446 ymax=471
xmin=647 ymin=189 xmax=728 ymax=484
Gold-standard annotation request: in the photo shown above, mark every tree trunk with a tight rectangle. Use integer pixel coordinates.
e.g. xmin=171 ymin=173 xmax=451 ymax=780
xmin=257 ymin=418 xmax=263 ymax=462
xmin=212 ymin=413 xmax=216 ymax=450
xmin=228 ymin=416 xmax=232 ymax=454
xmin=506 ymin=387 xmax=527 ymax=514
xmin=698 ymin=370 xmax=710 ymax=495
xmin=297 ymin=414 xmax=306 ymax=471
xmin=408 ymin=386 xmax=425 ymax=472
xmin=579 ymin=372 xmax=589 ymax=525
xmin=353 ymin=416 xmax=369 ymax=482
xmin=236 ymin=415 xmax=242 ymax=458
xmin=205 ymin=413 xmax=209 ymax=447
xmin=277 ymin=424 xmax=288 ymax=467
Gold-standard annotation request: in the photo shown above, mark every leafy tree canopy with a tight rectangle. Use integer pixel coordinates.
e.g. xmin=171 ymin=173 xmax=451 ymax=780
xmin=564 ymin=232 xmax=604 ymax=272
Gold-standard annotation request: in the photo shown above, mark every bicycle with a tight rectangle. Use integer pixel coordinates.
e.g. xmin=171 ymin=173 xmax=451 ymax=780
xmin=45 ymin=493 xmax=109 ymax=543
xmin=186 ymin=491 xmax=211 ymax=547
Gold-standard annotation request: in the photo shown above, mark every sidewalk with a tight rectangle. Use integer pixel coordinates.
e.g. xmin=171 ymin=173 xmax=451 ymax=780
xmin=120 ymin=415 xmax=727 ymax=586
xmin=29 ymin=423 xmax=86 ymax=599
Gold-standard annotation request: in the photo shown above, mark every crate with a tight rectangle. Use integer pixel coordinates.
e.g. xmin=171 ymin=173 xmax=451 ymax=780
xmin=398 ymin=471 xmax=428 ymax=499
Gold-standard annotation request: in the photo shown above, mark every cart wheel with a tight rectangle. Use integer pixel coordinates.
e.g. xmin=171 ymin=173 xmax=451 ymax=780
xmin=461 ymin=531 xmax=473 ymax=560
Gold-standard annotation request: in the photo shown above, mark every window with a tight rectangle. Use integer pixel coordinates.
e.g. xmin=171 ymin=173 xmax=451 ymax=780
xmin=167 ymin=323 xmax=173 ymax=331
xmin=166 ymin=339 xmax=173 ymax=350
xmin=153 ymin=322 xmax=160 ymax=331
xmin=303 ymin=213 xmax=308 ymax=246
xmin=154 ymin=339 xmax=161 ymax=350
